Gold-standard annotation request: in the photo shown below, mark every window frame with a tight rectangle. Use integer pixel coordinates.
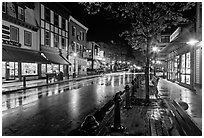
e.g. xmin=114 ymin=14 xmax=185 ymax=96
xmin=10 ymin=26 xmax=19 ymax=43
xmin=45 ymin=30 xmax=50 ymax=46
xmin=61 ymin=17 xmax=66 ymax=30
xmin=54 ymin=33 xmax=59 ymax=48
xmin=24 ymin=30 xmax=32 ymax=46
xmin=61 ymin=37 xmax=66 ymax=49
xmin=18 ymin=6 xmax=25 ymax=21
xmin=44 ymin=7 xmax=50 ymax=22
xmin=72 ymin=26 xmax=76 ymax=37
xmin=54 ymin=13 xmax=59 ymax=27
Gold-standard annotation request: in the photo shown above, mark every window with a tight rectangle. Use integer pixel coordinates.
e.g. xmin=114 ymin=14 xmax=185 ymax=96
xmin=72 ymin=26 xmax=76 ymax=37
xmin=2 ymin=2 xmax=6 ymax=13
xmin=24 ymin=30 xmax=32 ymax=46
xmin=45 ymin=31 xmax=50 ymax=46
xmin=61 ymin=37 xmax=66 ymax=49
xmin=54 ymin=34 xmax=59 ymax=48
xmin=62 ymin=18 xmax=66 ymax=29
xmin=54 ymin=13 xmax=59 ymax=26
xmin=22 ymin=63 xmax=37 ymax=75
xmin=82 ymin=32 xmax=85 ymax=41
xmin=10 ymin=26 xmax=19 ymax=42
xmin=45 ymin=7 xmax=50 ymax=22
xmin=18 ymin=6 xmax=24 ymax=21
xmin=80 ymin=31 xmax=83 ymax=40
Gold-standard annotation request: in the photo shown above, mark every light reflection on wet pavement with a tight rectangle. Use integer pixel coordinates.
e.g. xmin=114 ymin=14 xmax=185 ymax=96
xmin=158 ymin=79 xmax=202 ymax=130
xmin=2 ymin=73 xmax=138 ymax=135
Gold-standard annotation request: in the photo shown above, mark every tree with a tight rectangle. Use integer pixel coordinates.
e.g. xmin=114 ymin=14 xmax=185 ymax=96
xmin=81 ymin=2 xmax=196 ymax=103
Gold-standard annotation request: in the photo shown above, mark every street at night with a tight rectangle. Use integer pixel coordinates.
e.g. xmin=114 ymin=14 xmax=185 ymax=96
xmin=2 ymin=2 xmax=202 ymax=136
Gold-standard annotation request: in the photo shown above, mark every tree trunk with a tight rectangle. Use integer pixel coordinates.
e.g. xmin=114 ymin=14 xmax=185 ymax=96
xmin=145 ymin=39 xmax=151 ymax=103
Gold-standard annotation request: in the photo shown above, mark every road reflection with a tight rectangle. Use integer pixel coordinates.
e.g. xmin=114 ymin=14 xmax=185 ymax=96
xmin=2 ymin=73 xmax=135 ymax=112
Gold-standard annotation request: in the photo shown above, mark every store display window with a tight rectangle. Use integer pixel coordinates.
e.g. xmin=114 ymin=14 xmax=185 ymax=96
xmin=22 ymin=63 xmax=37 ymax=75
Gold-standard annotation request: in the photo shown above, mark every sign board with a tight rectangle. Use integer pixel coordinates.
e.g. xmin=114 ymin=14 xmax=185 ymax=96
xmin=170 ymin=27 xmax=181 ymax=42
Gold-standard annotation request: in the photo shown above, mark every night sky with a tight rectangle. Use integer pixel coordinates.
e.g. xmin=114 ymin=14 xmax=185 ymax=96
xmin=63 ymin=2 xmax=197 ymax=43
xmin=63 ymin=2 xmax=129 ymax=43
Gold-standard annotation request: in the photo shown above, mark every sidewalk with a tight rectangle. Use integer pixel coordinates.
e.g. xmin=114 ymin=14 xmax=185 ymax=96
xmin=2 ymin=74 xmax=102 ymax=94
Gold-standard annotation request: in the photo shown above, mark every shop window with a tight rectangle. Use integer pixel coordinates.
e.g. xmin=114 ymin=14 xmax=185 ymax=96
xmin=45 ymin=7 xmax=50 ymax=22
xmin=2 ymin=2 xmax=7 ymax=13
xmin=10 ymin=26 xmax=19 ymax=42
xmin=24 ymin=30 xmax=32 ymax=46
xmin=18 ymin=6 xmax=24 ymax=21
xmin=72 ymin=26 xmax=76 ymax=37
xmin=186 ymin=75 xmax=190 ymax=84
xmin=47 ymin=64 xmax=52 ymax=73
xmin=45 ymin=31 xmax=50 ymax=46
xmin=54 ymin=34 xmax=59 ymax=48
xmin=60 ymin=65 xmax=63 ymax=72
xmin=61 ymin=37 xmax=66 ymax=49
xmin=22 ymin=63 xmax=37 ymax=75
xmin=54 ymin=13 xmax=59 ymax=26
xmin=62 ymin=17 xmax=66 ymax=29
xmin=41 ymin=64 xmax=46 ymax=75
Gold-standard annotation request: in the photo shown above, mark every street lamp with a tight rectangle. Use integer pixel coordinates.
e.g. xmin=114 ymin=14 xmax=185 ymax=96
xmin=73 ymin=52 xmax=77 ymax=78
xmin=186 ymin=39 xmax=199 ymax=46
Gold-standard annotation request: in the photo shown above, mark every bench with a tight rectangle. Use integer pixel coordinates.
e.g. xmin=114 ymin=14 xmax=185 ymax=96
xmin=164 ymin=99 xmax=202 ymax=136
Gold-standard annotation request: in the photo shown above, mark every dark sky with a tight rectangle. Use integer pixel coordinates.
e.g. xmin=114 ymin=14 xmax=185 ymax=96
xmin=62 ymin=2 xmax=197 ymax=43
xmin=62 ymin=2 xmax=127 ymax=43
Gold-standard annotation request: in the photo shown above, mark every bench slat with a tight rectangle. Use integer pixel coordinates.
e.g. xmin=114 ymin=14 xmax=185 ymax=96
xmin=172 ymin=101 xmax=202 ymax=136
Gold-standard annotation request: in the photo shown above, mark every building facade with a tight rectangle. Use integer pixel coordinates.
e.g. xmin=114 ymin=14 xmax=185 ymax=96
xmin=162 ymin=3 xmax=202 ymax=93
xmin=2 ymin=2 xmax=50 ymax=82
xmin=68 ymin=16 xmax=88 ymax=77
xmin=38 ymin=3 xmax=71 ymax=78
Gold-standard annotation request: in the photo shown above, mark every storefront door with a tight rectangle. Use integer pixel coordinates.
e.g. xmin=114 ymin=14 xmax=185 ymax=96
xmin=2 ymin=61 xmax=18 ymax=80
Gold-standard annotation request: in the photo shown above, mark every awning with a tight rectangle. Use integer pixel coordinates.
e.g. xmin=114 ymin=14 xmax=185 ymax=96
xmin=41 ymin=52 xmax=71 ymax=65
xmin=61 ymin=54 xmax=72 ymax=65
xmin=2 ymin=46 xmax=51 ymax=63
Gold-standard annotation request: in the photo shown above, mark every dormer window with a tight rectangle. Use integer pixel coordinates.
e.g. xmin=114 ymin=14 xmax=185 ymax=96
xmin=18 ymin=6 xmax=24 ymax=21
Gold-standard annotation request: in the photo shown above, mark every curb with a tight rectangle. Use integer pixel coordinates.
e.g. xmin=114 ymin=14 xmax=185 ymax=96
xmin=2 ymin=75 xmax=103 ymax=94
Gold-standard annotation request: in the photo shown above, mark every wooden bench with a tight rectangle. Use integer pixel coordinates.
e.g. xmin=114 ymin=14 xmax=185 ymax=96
xmin=164 ymin=99 xmax=202 ymax=136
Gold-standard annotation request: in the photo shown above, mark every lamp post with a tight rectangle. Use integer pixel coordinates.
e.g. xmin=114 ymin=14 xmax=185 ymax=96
xmin=73 ymin=52 xmax=77 ymax=78
xmin=152 ymin=47 xmax=160 ymax=76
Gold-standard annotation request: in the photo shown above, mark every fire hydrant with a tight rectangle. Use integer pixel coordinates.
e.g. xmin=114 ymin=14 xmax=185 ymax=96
xmin=80 ymin=115 xmax=99 ymax=135
xmin=111 ymin=92 xmax=125 ymax=132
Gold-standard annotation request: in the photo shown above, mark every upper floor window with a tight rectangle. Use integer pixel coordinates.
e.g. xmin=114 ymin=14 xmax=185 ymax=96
xmin=54 ymin=13 xmax=59 ymax=26
xmin=80 ymin=31 xmax=83 ymax=41
xmin=2 ymin=2 xmax=7 ymax=13
xmin=54 ymin=34 xmax=59 ymax=48
xmin=61 ymin=17 xmax=66 ymax=29
xmin=45 ymin=31 xmax=50 ymax=46
xmin=161 ymin=36 xmax=170 ymax=43
xmin=45 ymin=7 xmax=50 ymax=22
xmin=24 ymin=30 xmax=32 ymax=46
xmin=72 ymin=26 xmax=76 ymax=37
xmin=61 ymin=37 xmax=66 ymax=49
xmin=82 ymin=32 xmax=85 ymax=41
xmin=10 ymin=26 xmax=19 ymax=42
xmin=18 ymin=6 xmax=24 ymax=21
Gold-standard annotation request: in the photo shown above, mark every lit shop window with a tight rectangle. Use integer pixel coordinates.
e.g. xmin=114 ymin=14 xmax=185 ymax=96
xmin=60 ymin=65 xmax=63 ymax=72
xmin=41 ymin=64 xmax=46 ymax=74
xmin=22 ymin=63 xmax=37 ymax=75
xmin=186 ymin=52 xmax=190 ymax=74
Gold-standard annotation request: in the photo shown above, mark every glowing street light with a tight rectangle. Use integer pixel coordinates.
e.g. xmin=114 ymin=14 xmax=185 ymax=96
xmin=152 ymin=47 xmax=159 ymax=52
xmin=186 ymin=39 xmax=199 ymax=46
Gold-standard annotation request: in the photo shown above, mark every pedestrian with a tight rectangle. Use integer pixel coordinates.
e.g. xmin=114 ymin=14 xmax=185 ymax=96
xmin=152 ymin=76 xmax=159 ymax=99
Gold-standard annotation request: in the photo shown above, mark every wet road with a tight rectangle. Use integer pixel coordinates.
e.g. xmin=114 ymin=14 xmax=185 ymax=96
xmin=2 ymin=72 xmax=137 ymax=136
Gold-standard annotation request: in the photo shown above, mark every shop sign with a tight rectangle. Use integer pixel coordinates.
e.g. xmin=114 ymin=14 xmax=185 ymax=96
xmin=170 ymin=27 xmax=181 ymax=42
xmin=2 ymin=39 xmax=21 ymax=47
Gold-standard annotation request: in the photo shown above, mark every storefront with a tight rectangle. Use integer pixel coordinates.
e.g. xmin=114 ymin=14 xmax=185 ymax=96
xmin=2 ymin=45 xmax=51 ymax=82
